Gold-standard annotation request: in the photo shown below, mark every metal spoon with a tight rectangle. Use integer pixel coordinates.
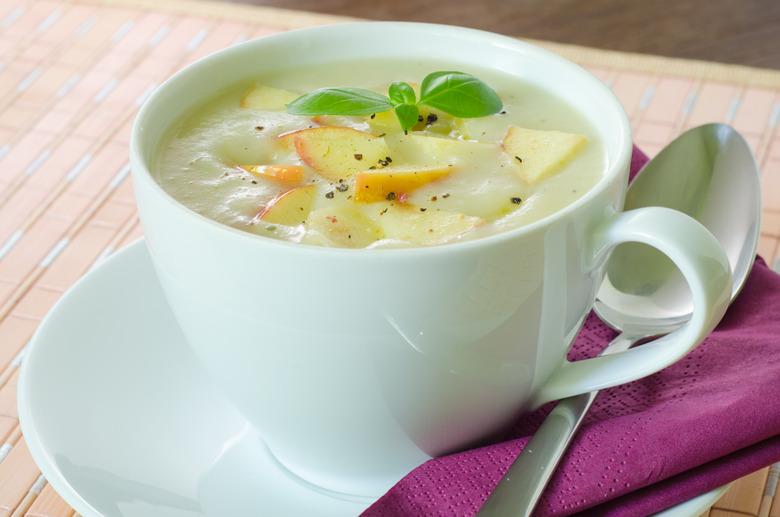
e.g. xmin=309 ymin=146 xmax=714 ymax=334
xmin=476 ymin=123 xmax=762 ymax=516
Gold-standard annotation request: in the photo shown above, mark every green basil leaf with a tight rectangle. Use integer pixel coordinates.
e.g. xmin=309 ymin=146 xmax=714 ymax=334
xmin=394 ymin=103 xmax=420 ymax=132
xmin=285 ymin=87 xmax=393 ymax=116
xmin=388 ymin=81 xmax=416 ymax=106
xmin=418 ymin=71 xmax=503 ymax=118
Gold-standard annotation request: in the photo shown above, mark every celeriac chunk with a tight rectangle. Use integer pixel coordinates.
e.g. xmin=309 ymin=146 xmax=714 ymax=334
xmin=502 ymin=126 xmax=586 ymax=183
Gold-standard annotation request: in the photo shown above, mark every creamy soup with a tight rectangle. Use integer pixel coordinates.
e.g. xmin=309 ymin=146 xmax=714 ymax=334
xmin=152 ymin=60 xmax=606 ymax=248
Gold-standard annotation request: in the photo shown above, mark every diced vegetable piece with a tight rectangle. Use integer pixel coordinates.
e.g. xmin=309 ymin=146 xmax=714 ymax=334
xmin=241 ymin=83 xmax=300 ymax=111
xmin=304 ymin=205 xmax=384 ymax=248
xmin=502 ymin=126 xmax=586 ymax=183
xmin=371 ymin=203 xmax=484 ymax=246
xmin=386 ymin=134 xmax=496 ymax=167
xmin=365 ymin=109 xmax=398 ymax=132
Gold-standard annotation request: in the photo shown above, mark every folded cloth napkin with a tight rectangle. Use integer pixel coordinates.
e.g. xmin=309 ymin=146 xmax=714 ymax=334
xmin=362 ymin=147 xmax=780 ymax=516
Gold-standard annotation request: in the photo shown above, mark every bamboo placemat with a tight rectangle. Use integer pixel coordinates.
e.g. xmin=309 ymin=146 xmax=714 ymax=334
xmin=1 ymin=0 xmax=779 ymax=515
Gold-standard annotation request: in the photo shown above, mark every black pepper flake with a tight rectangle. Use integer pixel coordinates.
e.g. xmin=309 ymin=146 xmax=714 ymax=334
xmin=254 ymin=126 xmax=264 ymax=131
xmin=386 ymin=192 xmax=397 ymax=201
xmin=380 ymin=208 xmax=388 ymax=215
xmin=354 ymin=153 xmax=363 ymax=160
xmin=442 ymin=193 xmax=450 ymax=198
xmin=420 ymin=207 xmax=427 ymax=212
xmin=378 ymin=158 xmax=390 ymax=167
xmin=325 ymin=191 xmax=335 ymax=199
xmin=515 ymin=156 xmax=523 ymax=163
xmin=500 ymin=110 xmax=507 ymax=115
xmin=336 ymin=183 xmax=349 ymax=192
xmin=251 ymin=180 xmax=257 ymax=184
xmin=417 ymin=115 xmax=424 ymax=122
xmin=426 ymin=113 xmax=438 ymax=125
xmin=511 ymin=197 xmax=522 ymax=204
xmin=430 ymin=196 xmax=438 ymax=202
xmin=385 ymin=156 xmax=393 ymax=163
xmin=370 ymin=114 xmax=376 ymax=119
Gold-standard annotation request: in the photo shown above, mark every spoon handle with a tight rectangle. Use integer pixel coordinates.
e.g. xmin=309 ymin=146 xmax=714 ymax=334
xmin=475 ymin=333 xmax=637 ymax=516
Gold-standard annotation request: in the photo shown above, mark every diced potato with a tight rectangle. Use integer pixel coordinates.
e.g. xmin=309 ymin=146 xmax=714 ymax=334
xmin=411 ymin=107 xmax=460 ymax=136
xmin=241 ymin=83 xmax=300 ymax=111
xmin=369 ymin=203 xmax=484 ymax=246
xmin=353 ymin=165 xmax=454 ymax=203
xmin=387 ymin=133 xmax=495 ymax=165
xmin=502 ymin=126 xmax=586 ymax=183
xmin=304 ymin=205 xmax=384 ymax=248
xmin=255 ymin=184 xmax=316 ymax=225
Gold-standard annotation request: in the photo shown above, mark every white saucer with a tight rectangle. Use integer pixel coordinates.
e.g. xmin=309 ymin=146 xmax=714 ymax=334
xmin=17 ymin=240 xmax=729 ymax=517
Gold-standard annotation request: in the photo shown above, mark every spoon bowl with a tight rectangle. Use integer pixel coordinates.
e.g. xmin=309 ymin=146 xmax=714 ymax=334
xmin=595 ymin=123 xmax=761 ymax=333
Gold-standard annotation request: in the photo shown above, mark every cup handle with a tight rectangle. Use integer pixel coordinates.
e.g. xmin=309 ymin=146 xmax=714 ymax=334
xmin=530 ymin=206 xmax=732 ymax=407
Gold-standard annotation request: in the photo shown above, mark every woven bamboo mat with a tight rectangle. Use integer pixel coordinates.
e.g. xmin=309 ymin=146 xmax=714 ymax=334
xmin=0 ymin=0 xmax=779 ymax=515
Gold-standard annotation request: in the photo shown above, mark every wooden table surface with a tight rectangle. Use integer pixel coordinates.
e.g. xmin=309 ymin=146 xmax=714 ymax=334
xmin=222 ymin=0 xmax=780 ymax=71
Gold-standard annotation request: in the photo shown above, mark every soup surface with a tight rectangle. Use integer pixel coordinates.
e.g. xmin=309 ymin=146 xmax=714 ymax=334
xmin=152 ymin=60 xmax=607 ymax=248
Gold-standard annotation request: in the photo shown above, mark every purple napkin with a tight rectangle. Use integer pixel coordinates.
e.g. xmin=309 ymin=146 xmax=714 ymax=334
xmin=362 ymin=147 xmax=780 ymax=516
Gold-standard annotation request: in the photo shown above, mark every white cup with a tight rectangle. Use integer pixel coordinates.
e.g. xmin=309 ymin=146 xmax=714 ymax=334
xmin=130 ymin=22 xmax=731 ymax=497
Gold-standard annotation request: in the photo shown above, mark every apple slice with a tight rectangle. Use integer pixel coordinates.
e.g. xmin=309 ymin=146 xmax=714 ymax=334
xmin=241 ymin=83 xmax=300 ymax=111
xmin=276 ymin=130 xmax=300 ymax=152
xmin=371 ymin=203 xmax=484 ymax=246
xmin=291 ymin=127 xmax=391 ymax=180
xmin=255 ymin=184 xmax=316 ymax=226
xmin=304 ymin=205 xmax=384 ymax=248
xmin=353 ymin=165 xmax=454 ymax=203
xmin=502 ymin=126 xmax=586 ymax=183
xmin=239 ymin=164 xmax=304 ymax=183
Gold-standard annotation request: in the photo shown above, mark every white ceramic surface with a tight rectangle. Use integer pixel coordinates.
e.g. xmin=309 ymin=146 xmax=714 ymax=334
xmin=17 ymin=240 xmax=730 ymax=517
xmin=130 ymin=22 xmax=731 ymax=495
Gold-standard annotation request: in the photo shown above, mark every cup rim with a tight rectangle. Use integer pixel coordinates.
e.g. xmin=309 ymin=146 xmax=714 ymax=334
xmin=130 ymin=21 xmax=633 ymax=255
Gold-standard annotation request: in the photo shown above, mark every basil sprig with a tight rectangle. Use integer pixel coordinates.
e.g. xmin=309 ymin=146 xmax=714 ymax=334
xmin=285 ymin=71 xmax=503 ymax=132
